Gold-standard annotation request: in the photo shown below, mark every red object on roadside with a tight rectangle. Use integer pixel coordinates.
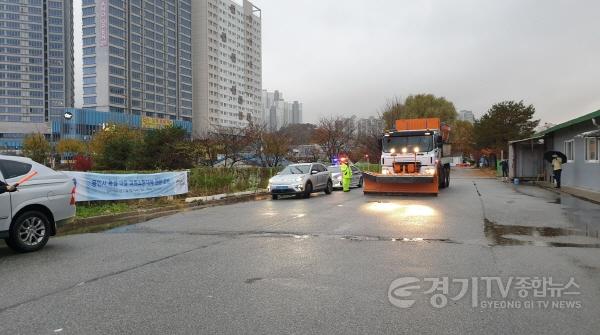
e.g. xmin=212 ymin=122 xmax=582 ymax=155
xmin=69 ymin=185 xmax=76 ymax=205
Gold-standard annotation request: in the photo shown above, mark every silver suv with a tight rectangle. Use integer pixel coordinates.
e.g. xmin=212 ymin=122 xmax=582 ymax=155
xmin=268 ymin=163 xmax=333 ymax=200
xmin=0 ymin=155 xmax=76 ymax=253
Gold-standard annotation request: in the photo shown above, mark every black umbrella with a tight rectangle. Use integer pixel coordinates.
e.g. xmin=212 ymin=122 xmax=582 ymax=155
xmin=544 ymin=151 xmax=568 ymax=163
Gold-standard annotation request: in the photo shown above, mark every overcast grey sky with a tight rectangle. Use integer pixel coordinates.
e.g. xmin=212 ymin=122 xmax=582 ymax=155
xmin=255 ymin=0 xmax=600 ymax=124
xmin=75 ymin=0 xmax=600 ymax=125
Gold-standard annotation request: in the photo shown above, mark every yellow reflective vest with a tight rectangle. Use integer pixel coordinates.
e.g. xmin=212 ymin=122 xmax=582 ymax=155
xmin=341 ymin=164 xmax=353 ymax=179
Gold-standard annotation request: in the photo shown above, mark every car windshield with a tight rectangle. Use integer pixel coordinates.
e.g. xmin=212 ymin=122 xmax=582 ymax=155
xmin=383 ymin=135 xmax=433 ymax=153
xmin=280 ymin=165 xmax=311 ymax=175
xmin=327 ymin=166 xmax=341 ymax=173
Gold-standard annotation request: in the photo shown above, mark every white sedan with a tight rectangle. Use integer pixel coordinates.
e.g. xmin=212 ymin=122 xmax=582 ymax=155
xmin=327 ymin=165 xmax=364 ymax=189
xmin=0 ymin=155 xmax=76 ymax=253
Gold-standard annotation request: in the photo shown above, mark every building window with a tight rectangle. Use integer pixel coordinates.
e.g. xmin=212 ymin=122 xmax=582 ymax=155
xmin=564 ymin=140 xmax=575 ymax=162
xmin=82 ymin=6 xmax=95 ymax=16
xmin=83 ymin=96 xmax=97 ymax=105
xmin=585 ymin=137 xmax=598 ymax=162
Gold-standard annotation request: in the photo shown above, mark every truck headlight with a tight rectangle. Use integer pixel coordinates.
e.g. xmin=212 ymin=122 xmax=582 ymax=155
xmin=423 ymin=167 xmax=436 ymax=175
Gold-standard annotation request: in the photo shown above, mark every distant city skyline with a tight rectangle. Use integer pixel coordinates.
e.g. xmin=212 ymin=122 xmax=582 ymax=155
xmin=262 ymin=89 xmax=303 ymax=131
xmin=67 ymin=0 xmax=600 ymax=127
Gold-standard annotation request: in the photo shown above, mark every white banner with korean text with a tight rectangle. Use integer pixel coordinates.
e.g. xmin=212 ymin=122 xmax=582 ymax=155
xmin=63 ymin=171 xmax=188 ymax=202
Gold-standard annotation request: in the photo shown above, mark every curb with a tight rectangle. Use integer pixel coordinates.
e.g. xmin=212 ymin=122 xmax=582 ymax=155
xmin=60 ymin=192 xmax=269 ymax=235
xmin=534 ymin=182 xmax=600 ymax=206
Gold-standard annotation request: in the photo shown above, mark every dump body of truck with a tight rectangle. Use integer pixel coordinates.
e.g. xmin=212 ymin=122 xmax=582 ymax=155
xmin=363 ymin=118 xmax=452 ymax=195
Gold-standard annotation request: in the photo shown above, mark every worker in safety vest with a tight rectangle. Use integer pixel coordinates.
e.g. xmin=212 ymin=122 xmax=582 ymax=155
xmin=552 ymin=154 xmax=563 ymax=189
xmin=340 ymin=158 xmax=353 ymax=192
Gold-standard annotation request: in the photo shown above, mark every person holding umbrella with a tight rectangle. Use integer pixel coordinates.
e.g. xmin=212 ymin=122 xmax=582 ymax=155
xmin=552 ymin=154 xmax=563 ymax=188
xmin=544 ymin=151 xmax=567 ymax=189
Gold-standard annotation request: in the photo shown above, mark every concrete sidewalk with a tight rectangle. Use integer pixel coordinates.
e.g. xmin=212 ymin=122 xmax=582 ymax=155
xmin=535 ymin=181 xmax=600 ymax=205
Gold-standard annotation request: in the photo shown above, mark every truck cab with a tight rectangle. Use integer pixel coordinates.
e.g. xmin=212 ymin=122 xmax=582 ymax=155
xmin=363 ymin=118 xmax=451 ymax=195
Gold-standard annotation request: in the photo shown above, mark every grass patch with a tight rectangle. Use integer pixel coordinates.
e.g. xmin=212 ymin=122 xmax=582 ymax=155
xmin=76 ymin=203 xmax=131 ymax=218
xmin=75 ymin=198 xmax=182 ymax=218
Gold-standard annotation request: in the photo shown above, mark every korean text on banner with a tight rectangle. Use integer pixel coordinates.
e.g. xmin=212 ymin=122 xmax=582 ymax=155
xmin=63 ymin=171 xmax=188 ymax=202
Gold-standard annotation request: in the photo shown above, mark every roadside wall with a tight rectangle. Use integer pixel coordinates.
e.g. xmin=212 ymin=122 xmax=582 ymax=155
xmin=550 ymin=122 xmax=600 ymax=192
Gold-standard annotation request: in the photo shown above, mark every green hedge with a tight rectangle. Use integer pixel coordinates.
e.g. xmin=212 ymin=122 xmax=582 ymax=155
xmin=188 ymin=167 xmax=280 ymax=196
xmin=355 ymin=163 xmax=381 ymax=173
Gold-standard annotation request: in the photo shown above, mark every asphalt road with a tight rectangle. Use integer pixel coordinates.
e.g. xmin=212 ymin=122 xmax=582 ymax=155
xmin=1 ymin=168 xmax=599 ymax=335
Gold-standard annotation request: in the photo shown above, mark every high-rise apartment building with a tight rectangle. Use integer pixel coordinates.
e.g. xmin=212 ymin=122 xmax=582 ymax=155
xmin=291 ymin=101 xmax=302 ymax=124
xmin=192 ymin=0 xmax=262 ymax=137
xmin=458 ymin=110 xmax=475 ymax=123
xmin=262 ymin=89 xmax=303 ymax=131
xmin=0 ymin=0 xmax=74 ymax=148
xmin=356 ymin=116 xmax=384 ymax=137
xmin=81 ymin=0 xmax=193 ymax=122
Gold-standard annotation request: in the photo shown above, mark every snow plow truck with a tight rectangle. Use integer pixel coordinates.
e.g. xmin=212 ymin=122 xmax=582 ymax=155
xmin=363 ymin=118 xmax=452 ymax=195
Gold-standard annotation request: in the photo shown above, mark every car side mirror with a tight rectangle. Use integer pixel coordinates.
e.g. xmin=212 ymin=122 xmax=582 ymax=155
xmin=311 ymin=170 xmax=319 ymax=175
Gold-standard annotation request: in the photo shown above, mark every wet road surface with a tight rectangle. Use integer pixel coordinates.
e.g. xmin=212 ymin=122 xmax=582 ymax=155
xmin=1 ymin=168 xmax=599 ymax=334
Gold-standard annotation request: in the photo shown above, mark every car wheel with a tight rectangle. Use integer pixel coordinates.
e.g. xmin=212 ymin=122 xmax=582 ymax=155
xmin=358 ymin=177 xmax=364 ymax=188
xmin=272 ymin=194 xmax=278 ymax=200
xmin=303 ymin=182 xmax=313 ymax=198
xmin=324 ymin=180 xmax=333 ymax=194
xmin=7 ymin=211 xmax=50 ymax=253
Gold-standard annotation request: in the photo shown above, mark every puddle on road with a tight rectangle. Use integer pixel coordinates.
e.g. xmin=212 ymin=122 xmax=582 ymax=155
xmin=480 ymin=183 xmax=600 ymax=248
xmin=484 ymin=218 xmax=600 ymax=248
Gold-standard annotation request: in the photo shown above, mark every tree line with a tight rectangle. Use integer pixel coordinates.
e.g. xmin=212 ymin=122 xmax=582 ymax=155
xmin=20 ymin=93 xmax=539 ymax=170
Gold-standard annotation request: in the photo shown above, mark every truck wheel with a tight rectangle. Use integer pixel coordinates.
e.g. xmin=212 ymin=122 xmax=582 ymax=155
xmin=272 ymin=194 xmax=278 ymax=200
xmin=6 ymin=211 xmax=50 ymax=253
xmin=439 ymin=168 xmax=447 ymax=189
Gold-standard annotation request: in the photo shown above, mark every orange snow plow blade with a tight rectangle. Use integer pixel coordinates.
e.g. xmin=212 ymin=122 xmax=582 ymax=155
xmin=363 ymin=172 xmax=439 ymax=195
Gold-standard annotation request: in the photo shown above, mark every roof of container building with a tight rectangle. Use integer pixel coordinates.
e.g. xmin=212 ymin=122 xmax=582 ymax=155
xmin=509 ymin=109 xmax=600 ymax=144
xmin=537 ymin=109 xmax=600 ymax=136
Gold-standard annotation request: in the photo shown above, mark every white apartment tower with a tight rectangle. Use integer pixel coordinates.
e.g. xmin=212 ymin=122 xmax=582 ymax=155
xmin=262 ymin=89 xmax=303 ymax=131
xmin=192 ymin=0 xmax=262 ymax=137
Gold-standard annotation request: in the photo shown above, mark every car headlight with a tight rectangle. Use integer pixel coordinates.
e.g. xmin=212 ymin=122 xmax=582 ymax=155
xmin=336 ymin=175 xmax=342 ymax=181
xmin=268 ymin=178 xmax=275 ymax=184
xmin=295 ymin=176 xmax=303 ymax=182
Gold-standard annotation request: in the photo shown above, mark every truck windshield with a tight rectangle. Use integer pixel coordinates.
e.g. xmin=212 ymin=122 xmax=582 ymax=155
xmin=383 ymin=135 xmax=434 ymax=153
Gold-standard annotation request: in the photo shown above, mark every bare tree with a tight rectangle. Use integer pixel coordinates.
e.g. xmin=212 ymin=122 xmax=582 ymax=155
xmin=246 ymin=123 xmax=290 ymax=167
xmin=209 ymin=125 xmax=252 ymax=168
xmin=354 ymin=127 xmax=383 ymax=163
xmin=187 ymin=138 xmax=221 ymax=167
xmin=379 ymin=97 xmax=405 ymax=129
xmin=312 ymin=116 xmax=356 ymax=161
